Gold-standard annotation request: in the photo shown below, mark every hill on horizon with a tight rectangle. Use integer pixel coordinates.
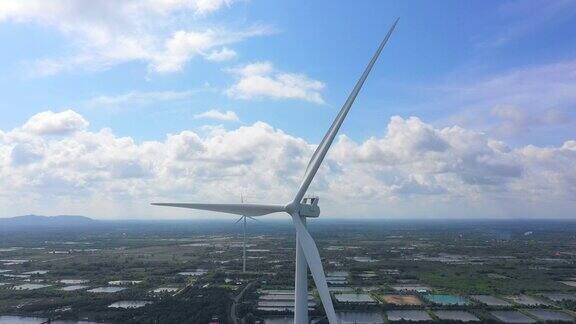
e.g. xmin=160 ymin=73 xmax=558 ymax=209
xmin=0 ymin=214 xmax=97 ymax=227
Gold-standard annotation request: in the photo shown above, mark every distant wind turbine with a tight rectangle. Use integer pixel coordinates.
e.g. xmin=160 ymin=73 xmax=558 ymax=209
xmin=153 ymin=18 xmax=398 ymax=324
xmin=234 ymin=194 xmax=259 ymax=273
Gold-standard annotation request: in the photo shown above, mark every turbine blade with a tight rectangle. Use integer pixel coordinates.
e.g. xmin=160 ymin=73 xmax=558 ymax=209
xmin=247 ymin=216 xmax=262 ymax=222
xmin=293 ymin=18 xmax=399 ymax=205
xmin=291 ymin=214 xmax=338 ymax=324
xmin=235 ymin=216 xmax=244 ymax=224
xmin=151 ymin=203 xmax=285 ymax=216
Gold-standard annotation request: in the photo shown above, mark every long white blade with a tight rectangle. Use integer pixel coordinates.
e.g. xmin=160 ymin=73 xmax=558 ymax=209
xmin=291 ymin=214 xmax=338 ymax=324
xmin=151 ymin=203 xmax=285 ymax=216
xmin=247 ymin=216 xmax=262 ymax=222
xmin=293 ymin=18 xmax=399 ymax=205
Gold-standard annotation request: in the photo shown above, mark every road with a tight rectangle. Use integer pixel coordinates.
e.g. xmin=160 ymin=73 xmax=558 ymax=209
xmin=230 ymin=281 xmax=257 ymax=324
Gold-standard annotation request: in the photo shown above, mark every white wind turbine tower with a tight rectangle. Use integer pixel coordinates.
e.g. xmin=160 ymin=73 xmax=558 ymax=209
xmin=153 ymin=19 xmax=398 ymax=324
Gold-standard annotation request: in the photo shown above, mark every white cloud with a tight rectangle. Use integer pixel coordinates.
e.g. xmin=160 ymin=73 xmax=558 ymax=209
xmin=10 ymin=143 xmax=45 ymax=166
xmin=0 ymin=0 xmax=268 ymax=75
xmin=194 ymin=0 xmax=236 ymax=16
xmin=206 ymin=47 xmax=237 ymax=61
xmin=194 ymin=109 xmax=239 ymax=121
xmin=429 ymin=60 xmax=576 ymax=143
xmin=22 ymin=110 xmax=89 ymax=135
xmin=152 ymin=28 xmax=267 ymax=73
xmin=85 ymin=90 xmax=195 ymax=109
xmin=1 ymin=110 xmax=574 ymax=219
xmin=442 ymin=61 xmax=576 ymax=112
xmin=490 ymin=105 xmax=570 ymax=136
xmin=227 ymin=61 xmax=325 ymax=104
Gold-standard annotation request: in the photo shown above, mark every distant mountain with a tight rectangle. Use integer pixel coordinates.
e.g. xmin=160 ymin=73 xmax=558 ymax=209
xmin=0 ymin=214 xmax=97 ymax=227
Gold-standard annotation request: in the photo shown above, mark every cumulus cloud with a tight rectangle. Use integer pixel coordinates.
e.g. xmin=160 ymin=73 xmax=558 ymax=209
xmin=10 ymin=143 xmax=44 ymax=166
xmin=1 ymin=110 xmax=574 ymax=219
xmin=0 ymin=0 xmax=268 ymax=75
xmin=206 ymin=47 xmax=237 ymax=62
xmin=227 ymin=62 xmax=325 ymax=104
xmin=22 ymin=110 xmax=89 ymax=135
xmin=194 ymin=109 xmax=240 ymax=122
xmin=153 ymin=28 xmax=267 ymax=73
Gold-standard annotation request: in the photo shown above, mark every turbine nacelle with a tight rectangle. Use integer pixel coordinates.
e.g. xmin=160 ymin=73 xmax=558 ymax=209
xmin=299 ymin=196 xmax=320 ymax=218
xmin=284 ymin=196 xmax=320 ymax=217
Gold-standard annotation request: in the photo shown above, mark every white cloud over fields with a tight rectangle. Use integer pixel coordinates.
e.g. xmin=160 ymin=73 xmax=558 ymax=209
xmin=1 ymin=110 xmax=574 ymax=219
xmin=227 ymin=62 xmax=326 ymax=104
xmin=0 ymin=0 xmax=267 ymax=75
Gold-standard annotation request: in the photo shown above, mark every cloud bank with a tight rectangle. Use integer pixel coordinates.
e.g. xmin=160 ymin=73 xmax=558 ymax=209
xmin=1 ymin=110 xmax=574 ymax=219
xmin=0 ymin=0 xmax=268 ymax=75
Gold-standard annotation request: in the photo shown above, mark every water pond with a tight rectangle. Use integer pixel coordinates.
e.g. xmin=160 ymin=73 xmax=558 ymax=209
xmin=470 ymin=295 xmax=511 ymax=306
xmin=525 ymin=309 xmax=574 ymax=322
xmin=61 ymin=285 xmax=89 ymax=291
xmin=60 ymin=279 xmax=89 ymax=284
xmin=108 ymin=300 xmax=151 ymax=309
xmin=433 ymin=310 xmax=480 ymax=322
xmin=12 ymin=284 xmax=51 ymax=290
xmin=334 ymin=293 xmax=375 ymax=303
xmin=177 ymin=269 xmax=207 ymax=276
xmin=22 ymin=270 xmax=49 ymax=275
xmin=152 ymin=287 xmax=179 ymax=293
xmin=337 ymin=311 xmax=384 ymax=324
xmin=87 ymin=286 xmax=125 ymax=293
xmin=108 ymin=280 xmax=141 ymax=286
xmin=490 ymin=311 xmax=536 ymax=323
xmin=386 ymin=310 xmax=432 ymax=322
xmin=424 ymin=294 xmax=470 ymax=305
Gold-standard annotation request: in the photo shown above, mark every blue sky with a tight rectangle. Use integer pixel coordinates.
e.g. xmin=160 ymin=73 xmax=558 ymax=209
xmin=2 ymin=0 xmax=574 ymax=144
xmin=0 ymin=0 xmax=575 ymax=219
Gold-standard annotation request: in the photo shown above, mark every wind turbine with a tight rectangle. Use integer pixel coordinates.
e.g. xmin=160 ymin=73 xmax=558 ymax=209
xmin=153 ymin=19 xmax=398 ymax=324
xmin=234 ymin=194 xmax=258 ymax=273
